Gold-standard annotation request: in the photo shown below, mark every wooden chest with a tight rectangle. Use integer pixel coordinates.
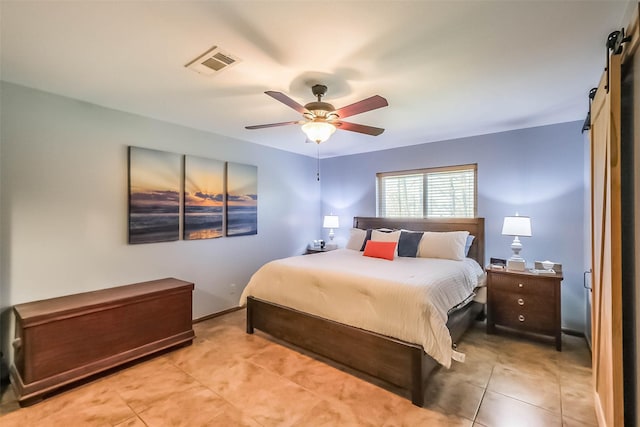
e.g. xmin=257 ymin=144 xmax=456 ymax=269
xmin=486 ymin=268 xmax=563 ymax=350
xmin=10 ymin=278 xmax=195 ymax=404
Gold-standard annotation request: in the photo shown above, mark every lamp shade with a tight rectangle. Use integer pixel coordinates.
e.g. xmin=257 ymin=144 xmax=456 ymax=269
xmin=501 ymin=215 xmax=532 ymax=237
xmin=302 ymin=121 xmax=336 ymax=143
xmin=323 ymin=215 xmax=339 ymax=229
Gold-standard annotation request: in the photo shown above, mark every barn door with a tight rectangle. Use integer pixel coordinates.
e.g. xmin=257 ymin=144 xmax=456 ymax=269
xmin=590 ymin=52 xmax=623 ymax=427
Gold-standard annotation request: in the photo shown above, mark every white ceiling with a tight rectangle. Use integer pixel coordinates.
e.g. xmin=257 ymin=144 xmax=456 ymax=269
xmin=0 ymin=1 xmax=631 ymax=158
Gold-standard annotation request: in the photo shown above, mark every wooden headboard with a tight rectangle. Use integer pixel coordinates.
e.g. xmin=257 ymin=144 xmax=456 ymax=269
xmin=353 ymin=217 xmax=485 ymax=267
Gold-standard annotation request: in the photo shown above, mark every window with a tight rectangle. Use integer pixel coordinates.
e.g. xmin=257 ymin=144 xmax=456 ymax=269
xmin=377 ymin=164 xmax=477 ymax=218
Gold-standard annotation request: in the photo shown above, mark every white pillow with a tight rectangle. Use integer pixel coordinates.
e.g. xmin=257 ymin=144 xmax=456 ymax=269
xmin=371 ymin=229 xmax=401 ymax=243
xmin=372 ymin=229 xmax=401 ymax=255
xmin=346 ymin=228 xmax=367 ymax=250
xmin=417 ymin=231 xmax=470 ymax=261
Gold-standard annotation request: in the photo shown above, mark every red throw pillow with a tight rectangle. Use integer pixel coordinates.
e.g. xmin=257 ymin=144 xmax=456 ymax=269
xmin=363 ymin=240 xmax=397 ymax=260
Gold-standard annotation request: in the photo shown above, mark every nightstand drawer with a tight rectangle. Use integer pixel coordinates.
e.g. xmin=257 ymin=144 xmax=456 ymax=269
xmin=491 ymin=290 xmax=555 ymax=333
xmin=489 ymin=273 xmax=553 ymax=296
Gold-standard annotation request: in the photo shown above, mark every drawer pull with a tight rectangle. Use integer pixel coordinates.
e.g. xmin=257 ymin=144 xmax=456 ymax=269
xmin=517 ymin=298 xmax=524 ymax=306
xmin=518 ymin=314 xmax=525 ymax=322
xmin=518 ymin=283 xmax=524 ymax=288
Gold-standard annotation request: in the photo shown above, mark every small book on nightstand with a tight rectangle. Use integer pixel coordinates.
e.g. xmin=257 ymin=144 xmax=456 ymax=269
xmin=489 ymin=257 xmax=506 ymax=270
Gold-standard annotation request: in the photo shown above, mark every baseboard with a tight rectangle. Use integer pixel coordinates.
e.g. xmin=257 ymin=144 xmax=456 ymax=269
xmin=193 ymin=306 xmax=243 ymax=324
xmin=561 ymin=327 xmax=585 ymax=337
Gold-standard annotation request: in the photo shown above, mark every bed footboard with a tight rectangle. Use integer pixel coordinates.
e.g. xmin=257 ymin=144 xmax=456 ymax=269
xmin=246 ymin=296 xmax=433 ymax=405
xmin=246 ymin=296 xmax=483 ymax=406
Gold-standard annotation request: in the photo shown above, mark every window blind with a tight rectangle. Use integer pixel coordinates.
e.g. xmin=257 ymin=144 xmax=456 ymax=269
xmin=377 ymin=164 xmax=476 ymax=218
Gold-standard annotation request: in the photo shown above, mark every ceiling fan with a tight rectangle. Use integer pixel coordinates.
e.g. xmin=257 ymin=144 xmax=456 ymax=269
xmin=245 ymin=84 xmax=388 ymax=144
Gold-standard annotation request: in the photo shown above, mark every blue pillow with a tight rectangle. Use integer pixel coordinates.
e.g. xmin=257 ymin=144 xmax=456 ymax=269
xmin=398 ymin=231 xmax=424 ymax=257
xmin=465 ymin=235 xmax=475 ymax=256
xmin=359 ymin=229 xmax=373 ymax=251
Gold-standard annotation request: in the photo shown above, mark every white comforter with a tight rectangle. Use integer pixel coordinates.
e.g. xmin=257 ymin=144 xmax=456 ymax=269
xmin=239 ymin=249 xmax=484 ymax=368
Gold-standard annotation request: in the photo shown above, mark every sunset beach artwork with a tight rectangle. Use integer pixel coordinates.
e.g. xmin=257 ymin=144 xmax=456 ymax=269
xmin=226 ymin=162 xmax=257 ymax=236
xmin=184 ymin=155 xmax=224 ymax=240
xmin=128 ymin=147 xmax=181 ymax=244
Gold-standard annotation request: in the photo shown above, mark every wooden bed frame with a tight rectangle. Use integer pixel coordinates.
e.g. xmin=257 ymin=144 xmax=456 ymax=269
xmin=246 ymin=217 xmax=485 ymax=406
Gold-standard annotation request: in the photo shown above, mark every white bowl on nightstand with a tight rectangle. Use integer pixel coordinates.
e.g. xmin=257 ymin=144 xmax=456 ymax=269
xmin=542 ymin=260 xmax=555 ymax=270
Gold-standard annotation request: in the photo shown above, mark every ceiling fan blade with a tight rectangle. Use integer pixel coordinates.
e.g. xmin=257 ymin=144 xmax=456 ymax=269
xmin=334 ymin=95 xmax=388 ymax=119
xmin=265 ymin=91 xmax=309 ymax=114
xmin=335 ymin=121 xmax=385 ymax=136
xmin=245 ymin=120 xmax=301 ymax=130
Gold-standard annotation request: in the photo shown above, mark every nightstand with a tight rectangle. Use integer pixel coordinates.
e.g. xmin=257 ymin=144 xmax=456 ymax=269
xmin=486 ymin=267 xmax=563 ymax=350
xmin=304 ymin=246 xmax=337 ymax=255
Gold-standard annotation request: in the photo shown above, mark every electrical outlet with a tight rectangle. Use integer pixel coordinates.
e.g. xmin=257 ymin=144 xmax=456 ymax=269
xmin=229 ymin=283 xmax=237 ymax=295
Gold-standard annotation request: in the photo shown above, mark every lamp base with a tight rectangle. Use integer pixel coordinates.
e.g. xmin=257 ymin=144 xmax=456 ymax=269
xmin=507 ymin=259 xmax=526 ymax=271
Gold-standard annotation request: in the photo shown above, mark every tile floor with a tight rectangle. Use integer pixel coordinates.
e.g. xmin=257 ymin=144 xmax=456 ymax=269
xmin=0 ymin=309 xmax=596 ymax=426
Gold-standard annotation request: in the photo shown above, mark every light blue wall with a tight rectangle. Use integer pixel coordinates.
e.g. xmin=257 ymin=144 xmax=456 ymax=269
xmin=320 ymin=122 xmax=588 ymax=332
xmin=0 ymin=82 xmax=321 ymax=361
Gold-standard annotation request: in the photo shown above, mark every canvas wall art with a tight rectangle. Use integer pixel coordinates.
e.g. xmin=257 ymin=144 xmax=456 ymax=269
xmin=226 ymin=162 xmax=258 ymax=236
xmin=184 ymin=155 xmax=224 ymax=240
xmin=128 ymin=147 xmax=181 ymax=244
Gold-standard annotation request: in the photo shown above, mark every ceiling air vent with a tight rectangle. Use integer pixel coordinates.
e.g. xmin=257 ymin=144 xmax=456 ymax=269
xmin=185 ymin=46 xmax=240 ymax=76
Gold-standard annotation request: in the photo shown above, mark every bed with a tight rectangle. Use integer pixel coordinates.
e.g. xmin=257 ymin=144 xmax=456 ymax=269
xmin=242 ymin=217 xmax=485 ymax=406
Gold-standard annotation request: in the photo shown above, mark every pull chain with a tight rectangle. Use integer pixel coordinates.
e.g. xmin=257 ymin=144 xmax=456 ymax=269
xmin=316 ymin=144 xmax=320 ymax=181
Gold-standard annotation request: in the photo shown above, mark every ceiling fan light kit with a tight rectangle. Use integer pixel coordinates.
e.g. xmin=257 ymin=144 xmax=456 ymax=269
xmin=246 ymin=84 xmax=388 ymax=144
xmin=302 ymin=120 xmax=336 ymax=144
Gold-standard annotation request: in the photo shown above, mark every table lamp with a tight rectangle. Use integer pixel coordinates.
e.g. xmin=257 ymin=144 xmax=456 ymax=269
xmin=323 ymin=215 xmax=339 ymax=241
xmin=501 ymin=214 xmax=532 ymax=270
